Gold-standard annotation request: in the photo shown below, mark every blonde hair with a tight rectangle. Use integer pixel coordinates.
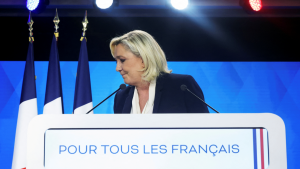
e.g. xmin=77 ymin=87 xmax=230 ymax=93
xmin=110 ymin=30 xmax=171 ymax=82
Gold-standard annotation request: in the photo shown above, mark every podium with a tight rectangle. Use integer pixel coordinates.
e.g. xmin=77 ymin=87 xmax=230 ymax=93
xmin=27 ymin=113 xmax=287 ymax=169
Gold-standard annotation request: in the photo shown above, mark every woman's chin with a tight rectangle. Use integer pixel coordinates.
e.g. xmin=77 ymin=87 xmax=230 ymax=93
xmin=123 ymin=79 xmax=130 ymax=85
xmin=124 ymin=80 xmax=135 ymax=86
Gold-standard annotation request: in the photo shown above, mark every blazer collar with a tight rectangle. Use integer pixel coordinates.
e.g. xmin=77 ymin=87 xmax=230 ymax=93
xmin=122 ymin=86 xmax=134 ymax=113
xmin=122 ymin=73 xmax=168 ymax=114
xmin=153 ymin=73 xmax=167 ymax=113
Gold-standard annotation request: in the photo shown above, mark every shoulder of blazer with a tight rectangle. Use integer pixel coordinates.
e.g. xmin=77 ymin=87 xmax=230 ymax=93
xmin=157 ymin=73 xmax=194 ymax=86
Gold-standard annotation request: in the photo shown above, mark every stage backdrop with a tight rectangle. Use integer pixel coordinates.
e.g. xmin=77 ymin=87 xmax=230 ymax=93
xmin=0 ymin=61 xmax=299 ymax=169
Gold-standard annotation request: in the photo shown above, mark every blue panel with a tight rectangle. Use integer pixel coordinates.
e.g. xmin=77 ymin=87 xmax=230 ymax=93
xmin=35 ymin=61 xmax=48 ymax=114
xmin=0 ymin=61 xmax=299 ymax=169
xmin=0 ymin=119 xmax=17 ymax=169
xmin=89 ymin=61 xmax=124 ymax=114
xmin=0 ymin=63 xmax=16 ymax=118
xmin=60 ymin=61 xmax=77 ymax=114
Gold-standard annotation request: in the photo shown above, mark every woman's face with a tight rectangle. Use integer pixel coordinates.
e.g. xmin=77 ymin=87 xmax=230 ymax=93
xmin=114 ymin=44 xmax=145 ymax=86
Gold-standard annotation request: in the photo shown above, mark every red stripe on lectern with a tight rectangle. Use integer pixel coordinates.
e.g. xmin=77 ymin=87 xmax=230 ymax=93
xmin=260 ymin=129 xmax=264 ymax=169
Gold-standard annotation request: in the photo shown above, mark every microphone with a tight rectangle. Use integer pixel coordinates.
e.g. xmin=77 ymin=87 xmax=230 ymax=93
xmin=86 ymin=84 xmax=126 ymax=114
xmin=181 ymin=84 xmax=220 ymax=113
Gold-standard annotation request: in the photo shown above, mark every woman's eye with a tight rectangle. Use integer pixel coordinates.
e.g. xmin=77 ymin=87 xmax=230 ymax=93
xmin=120 ymin=59 xmax=125 ymax=63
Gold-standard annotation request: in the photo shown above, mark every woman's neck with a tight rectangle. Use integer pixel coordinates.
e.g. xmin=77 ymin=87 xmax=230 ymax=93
xmin=135 ymin=80 xmax=150 ymax=92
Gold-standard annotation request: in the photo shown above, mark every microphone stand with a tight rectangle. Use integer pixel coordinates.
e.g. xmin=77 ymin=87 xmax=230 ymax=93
xmin=181 ymin=85 xmax=220 ymax=113
xmin=86 ymin=84 xmax=126 ymax=114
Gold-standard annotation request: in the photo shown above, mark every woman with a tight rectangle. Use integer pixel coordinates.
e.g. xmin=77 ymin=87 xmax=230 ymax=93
xmin=110 ymin=30 xmax=209 ymax=114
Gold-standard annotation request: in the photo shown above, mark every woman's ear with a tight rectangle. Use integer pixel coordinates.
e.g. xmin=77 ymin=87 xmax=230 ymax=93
xmin=140 ymin=58 xmax=145 ymax=68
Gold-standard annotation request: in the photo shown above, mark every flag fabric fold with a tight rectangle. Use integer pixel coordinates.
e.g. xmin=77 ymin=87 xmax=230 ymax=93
xmin=43 ymin=35 xmax=64 ymax=114
xmin=12 ymin=41 xmax=37 ymax=169
xmin=73 ymin=38 xmax=93 ymax=114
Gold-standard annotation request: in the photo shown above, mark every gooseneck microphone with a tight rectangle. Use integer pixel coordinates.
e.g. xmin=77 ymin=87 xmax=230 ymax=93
xmin=181 ymin=84 xmax=220 ymax=113
xmin=86 ymin=84 xmax=126 ymax=114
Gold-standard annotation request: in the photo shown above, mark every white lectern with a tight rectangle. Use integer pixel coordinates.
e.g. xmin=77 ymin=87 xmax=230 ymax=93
xmin=27 ymin=113 xmax=287 ymax=169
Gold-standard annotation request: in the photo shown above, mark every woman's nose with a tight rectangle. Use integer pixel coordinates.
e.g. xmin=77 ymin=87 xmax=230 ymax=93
xmin=116 ymin=61 xmax=122 ymax=72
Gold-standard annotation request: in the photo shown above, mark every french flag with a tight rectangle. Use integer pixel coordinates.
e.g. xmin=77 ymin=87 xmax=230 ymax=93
xmin=43 ymin=35 xmax=64 ymax=114
xmin=73 ymin=38 xmax=93 ymax=114
xmin=12 ymin=39 xmax=37 ymax=168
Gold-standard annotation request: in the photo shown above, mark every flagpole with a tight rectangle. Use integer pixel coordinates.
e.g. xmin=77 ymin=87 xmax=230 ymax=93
xmin=43 ymin=9 xmax=64 ymax=115
xmin=12 ymin=11 xmax=38 ymax=169
xmin=53 ymin=8 xmax=59 ymax=40
xmin=73 ymin=10 xmax=94 ymax=114
xmin=80 ymin=10 xmax=88 ymax=41
xmin=28 ymin=11 xmax=34 ymax=42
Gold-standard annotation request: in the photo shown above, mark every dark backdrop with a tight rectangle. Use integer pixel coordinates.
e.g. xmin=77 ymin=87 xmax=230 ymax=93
xmin=1 ymin=16 xmax=300 ymax=61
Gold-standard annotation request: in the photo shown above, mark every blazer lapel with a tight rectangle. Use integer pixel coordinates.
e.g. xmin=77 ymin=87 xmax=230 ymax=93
xmin=122 ymin=86 xmax=135 ymax=113
xmin=153 ymin=74 xmax=166 ymax=113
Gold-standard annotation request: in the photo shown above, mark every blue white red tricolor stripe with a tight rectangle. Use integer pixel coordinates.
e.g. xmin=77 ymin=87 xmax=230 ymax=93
xmin=12 ymin=41 xmax=37 ymax=169
xmin=73 ymin=38 xmax=93 ymax=114
xmin=43 ymin=35 xmax=64 ymax=114
xmin=253 ymin=128 xmax=269 ymax=169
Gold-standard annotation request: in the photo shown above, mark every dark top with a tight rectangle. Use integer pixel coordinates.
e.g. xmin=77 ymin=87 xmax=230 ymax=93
xmin=114 ymin=73 xmax=209 ymax=113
